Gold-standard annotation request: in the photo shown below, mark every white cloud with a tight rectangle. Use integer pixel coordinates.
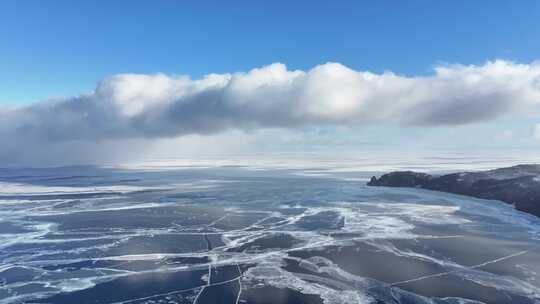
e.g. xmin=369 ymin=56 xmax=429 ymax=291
xmin=495 ymin=129 xmax=514 ymax=140
xmin=533 ymin=124 xmax=540 ymax=141
xmin=1 ymin=59 xmax=540 ymax=164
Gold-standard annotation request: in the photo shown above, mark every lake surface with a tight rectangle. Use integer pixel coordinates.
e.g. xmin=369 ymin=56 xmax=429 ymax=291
xmin=0 ymin=164 xmax=539 ymax=303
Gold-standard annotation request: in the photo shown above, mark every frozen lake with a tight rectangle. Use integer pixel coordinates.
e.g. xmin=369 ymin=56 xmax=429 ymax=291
xmin=0 ymin=163 xmax=539 ymax=304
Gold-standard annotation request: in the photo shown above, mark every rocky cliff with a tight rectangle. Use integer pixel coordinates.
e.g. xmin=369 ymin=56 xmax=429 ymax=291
xmin=368 ymin=164 xmax=540 ymax=217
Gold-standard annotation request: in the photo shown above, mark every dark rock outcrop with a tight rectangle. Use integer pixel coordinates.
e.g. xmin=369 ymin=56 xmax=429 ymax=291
xmin=368 ymin=164 xmax=540 ymax=218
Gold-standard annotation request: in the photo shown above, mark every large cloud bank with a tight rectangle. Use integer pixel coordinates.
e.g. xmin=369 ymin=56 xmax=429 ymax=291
xmin=1 ymin=60 xmax=540 ymax=163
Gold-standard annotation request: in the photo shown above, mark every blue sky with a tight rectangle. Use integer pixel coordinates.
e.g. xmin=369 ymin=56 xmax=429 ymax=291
xmin=1 ymin=1 xmax=540 ymax=165
xmin=2 ymin=0 xmax=540 ymax=104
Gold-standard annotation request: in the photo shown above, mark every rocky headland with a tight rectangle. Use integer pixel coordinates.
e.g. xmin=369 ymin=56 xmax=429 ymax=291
xmin=368 ymin=164 xmax=540 ymax=217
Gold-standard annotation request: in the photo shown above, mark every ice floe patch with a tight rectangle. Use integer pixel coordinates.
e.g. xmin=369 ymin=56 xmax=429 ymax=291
xmin=0 ymin=222 xmax=57 ymax=250
xmin=360 ymin=202 xmax=470 ymax=225
xmin=339 ymin=209 xmax=415 ymax=239
xmin=0 ymin=182 xmax=157 ymax=195
xmin=56 ymin=277 xmax=97 ymax=293
xmin=243 ymin=262 xmax=374 ymax=304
